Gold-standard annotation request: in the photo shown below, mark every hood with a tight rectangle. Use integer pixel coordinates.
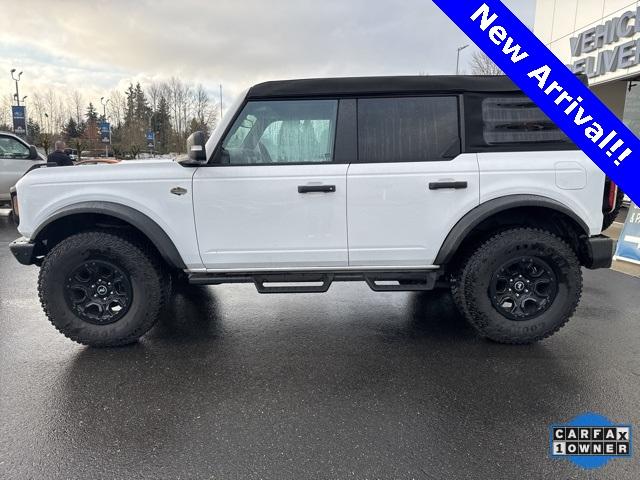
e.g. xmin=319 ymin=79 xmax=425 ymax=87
xmin=17 ymin=157 xmax=193 ymax=190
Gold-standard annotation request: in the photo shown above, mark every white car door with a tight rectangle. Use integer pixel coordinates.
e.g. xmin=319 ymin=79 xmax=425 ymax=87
xmin=193 ymin=99 xmax=349 ymax=270
xmin=0 ymin=135 xmax=38 ymax=200
xmin=347 ymin=96 xmax=480 ymax=267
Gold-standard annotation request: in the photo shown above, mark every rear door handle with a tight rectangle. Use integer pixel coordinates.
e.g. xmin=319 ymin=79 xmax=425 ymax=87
xmin=429 ymin=181 xmax=468 ymax=190
xmin=298 ymin=185 xmax=336 ymax=193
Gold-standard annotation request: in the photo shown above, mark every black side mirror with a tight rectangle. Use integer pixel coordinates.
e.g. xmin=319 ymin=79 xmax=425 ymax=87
xmin=186 ymin=131 xmax=207 ymax=163
xmin=28 ymin=145 xmax=39 ymax=160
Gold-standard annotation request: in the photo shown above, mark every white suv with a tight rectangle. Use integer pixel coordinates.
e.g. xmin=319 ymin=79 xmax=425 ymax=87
xmin=9 ymin=76 xmax=617 ymax=347
xmin=0 ymin=132 xmax=44 ymax=204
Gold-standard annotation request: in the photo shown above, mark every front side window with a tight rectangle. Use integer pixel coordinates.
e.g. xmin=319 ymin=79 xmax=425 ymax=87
xmin=0 ymin=136 xmax=30 ymax=159
xmin=220 ymin=100 xmax=338 ymax=165
xmin=357 ymin=96 xmax=460 ymax=163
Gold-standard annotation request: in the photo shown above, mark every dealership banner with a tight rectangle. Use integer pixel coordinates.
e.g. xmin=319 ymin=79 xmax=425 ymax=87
xmin=99 ymin=121 xmax=110 ymax=143
xmin=12 ymin=105 xmax=26 ymax=137
xmin=615 ymin=202 xmax=640 ymax=264
xmin=432 ymin=0 xmax=640 ymax=206
xmin=146 ymin=130 xmax=155 ymax=148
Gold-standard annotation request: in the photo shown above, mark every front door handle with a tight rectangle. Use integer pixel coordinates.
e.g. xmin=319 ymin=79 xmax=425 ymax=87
xmin=298 ymin=185 xmax=336 ymax=193
xmin=429 ymin=181 xmax=468 ymax=190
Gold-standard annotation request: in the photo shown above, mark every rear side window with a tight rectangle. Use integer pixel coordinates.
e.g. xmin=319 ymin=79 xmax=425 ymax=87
xmin=357 ymin=97 xmax=460 ymax=163
xmin=482 ymin=96 xmax=570 ymax=145
xmin=464 ymin=93 xmax=575 ymax=151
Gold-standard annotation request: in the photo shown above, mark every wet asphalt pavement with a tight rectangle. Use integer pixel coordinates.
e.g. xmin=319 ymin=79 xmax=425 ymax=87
xmin=0 ymin=212 xmax=639 ymax=480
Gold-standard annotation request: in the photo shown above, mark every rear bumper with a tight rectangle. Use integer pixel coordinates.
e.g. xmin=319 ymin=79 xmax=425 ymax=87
xmin=9 ymin=237 xmax=36 ymax=266
xmin=584 ymin=234 xmax=616 ymax=270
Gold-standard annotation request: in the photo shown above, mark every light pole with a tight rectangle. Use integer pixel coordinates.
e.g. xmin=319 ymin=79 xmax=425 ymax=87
xmin=100 ymin=97 xmax=110 ymax=157
xmin=456 ymin=44 xmax=469 ymax=75
xmin=10 ymin=69 xmax=22 ymax=106
xmin=43 ymin=112 xmax=51 ymax=154
xmin=219 ymin=84 xmax=223 ymax=119
xmin=100 ymin=96 xmax=110 ymax=119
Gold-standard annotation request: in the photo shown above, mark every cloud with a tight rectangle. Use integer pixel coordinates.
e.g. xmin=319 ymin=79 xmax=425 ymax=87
xmin=0 ymin=0 xmax=536 ymax=108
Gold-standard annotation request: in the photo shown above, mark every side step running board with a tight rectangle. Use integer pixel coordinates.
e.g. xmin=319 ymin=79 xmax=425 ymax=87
xmin=188 ymin=269 xmax=440 ymax=294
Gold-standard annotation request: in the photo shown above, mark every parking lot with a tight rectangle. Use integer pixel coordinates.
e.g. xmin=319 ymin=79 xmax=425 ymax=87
xmin=0 ymin=211 xmax=638 ymax=480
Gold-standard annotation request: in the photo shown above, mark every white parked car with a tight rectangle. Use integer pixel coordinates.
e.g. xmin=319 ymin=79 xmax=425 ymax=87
xmin=9 ymin=76 xmax=617 ymax=347
xmin=0 ymin=132 xmax=45 ymax=204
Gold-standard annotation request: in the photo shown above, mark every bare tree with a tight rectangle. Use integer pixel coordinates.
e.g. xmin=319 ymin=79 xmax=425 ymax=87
xmin=147 ymin=81 xmax=162 ymax=113
xmin=0 ymin=94 xmax=13 ymax=128
xmin=469 ymin=51 xmax=502 ymax=75
xmin=108 ymin=90 xmax=126 ymax=127
xmin=69 ymin=90 xmax=84 ymax=123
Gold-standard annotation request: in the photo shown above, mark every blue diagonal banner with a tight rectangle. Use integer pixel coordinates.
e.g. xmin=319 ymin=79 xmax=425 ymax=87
xmin=433 ymin=0 xmax=639 ymax=205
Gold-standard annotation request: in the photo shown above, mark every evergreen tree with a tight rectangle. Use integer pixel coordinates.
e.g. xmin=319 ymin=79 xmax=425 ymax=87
xmin=134 ymin=83 xmax=149 ymax=120
xmin=76 ymin=119 xmax=87 ymax=138
xmin=26 ymin=118 xmax=41 ymax=145
xmin=63 ymin=117 xmax=79 ymax=140
xmin=152 ymin=95 xmax=171 ymax=153
xmin=85 ymin=102 xmax=98 ymax=122
xmin=124 ymin=84 xmax=136 ymax=127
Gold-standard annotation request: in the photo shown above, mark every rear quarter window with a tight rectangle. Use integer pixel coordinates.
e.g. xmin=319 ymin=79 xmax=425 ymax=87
xmin=464 ymin=93 xmax=576 ymax=152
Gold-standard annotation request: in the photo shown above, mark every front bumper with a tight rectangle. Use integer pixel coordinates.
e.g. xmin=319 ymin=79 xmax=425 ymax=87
xmin=9 ymin=237 xmax=36 ymax=266
xmin=584 ymin=234 xmax=616 ymax=270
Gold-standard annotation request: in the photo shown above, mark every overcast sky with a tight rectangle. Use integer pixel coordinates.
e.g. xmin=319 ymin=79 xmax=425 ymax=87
xmin=0 ymin=0 xmax=536 ymax=110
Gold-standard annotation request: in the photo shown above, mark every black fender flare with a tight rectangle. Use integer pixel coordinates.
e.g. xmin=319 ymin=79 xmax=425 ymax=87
xmin=434 ymin=194 xmax=590 ymax=265
xmin=33 ymin=201 xmax=187 ymax=270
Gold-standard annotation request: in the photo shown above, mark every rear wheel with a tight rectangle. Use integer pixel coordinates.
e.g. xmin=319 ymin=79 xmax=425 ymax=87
xmin=38 ymin=231 xmax=166 ymax=347
xmin=453 ymin=228 xmax=582 ymax=344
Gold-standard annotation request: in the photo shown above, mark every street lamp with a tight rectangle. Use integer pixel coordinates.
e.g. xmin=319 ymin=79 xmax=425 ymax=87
xmin=10 ymin=69 xmax=23 ymax=106
xmin=100 ymin=97 xmax=111 ymax=157
xmin=100 ymin=96 xmax=110 ymax=118
xmin=456 ymin=44 xmax=469 ymax=75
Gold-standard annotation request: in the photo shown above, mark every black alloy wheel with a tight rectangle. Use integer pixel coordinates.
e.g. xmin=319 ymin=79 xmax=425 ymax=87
xmin=489 ymin=256 xmax=558 ymax=321
xmin=64 ymin=259 xmax=133 ymax=325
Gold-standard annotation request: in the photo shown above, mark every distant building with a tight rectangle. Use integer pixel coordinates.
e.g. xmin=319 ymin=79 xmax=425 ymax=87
xmin=534 ymin=0 xmax=640 ymax=133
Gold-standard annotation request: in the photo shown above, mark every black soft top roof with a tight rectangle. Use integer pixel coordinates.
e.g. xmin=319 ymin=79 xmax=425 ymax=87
xmin=247 ymin=75 xmax=521 ymax=99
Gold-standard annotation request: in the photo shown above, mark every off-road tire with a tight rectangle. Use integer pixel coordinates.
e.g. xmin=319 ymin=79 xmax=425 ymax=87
xmin=38 ymin=231 xmax=167 ymax=347
xmin=457 ymin=228 xmax=582 ymax=344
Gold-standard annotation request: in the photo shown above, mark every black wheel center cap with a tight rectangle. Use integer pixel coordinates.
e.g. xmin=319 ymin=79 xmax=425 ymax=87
xmin=96 ymin=285 xmax=108 ymax=296
xmin=514 ymin=281 xmax=525 ymax=292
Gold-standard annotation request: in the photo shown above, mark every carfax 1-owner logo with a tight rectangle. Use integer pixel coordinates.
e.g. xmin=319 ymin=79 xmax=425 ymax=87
xmin=550 ymin=413 xmax=633 ymax=469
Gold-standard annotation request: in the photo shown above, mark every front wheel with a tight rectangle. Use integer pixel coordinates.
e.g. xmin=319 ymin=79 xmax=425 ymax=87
xmin=38 ymin=231 xmax=166 ymax=347
xmin=453 ymin=228 xmax=582 ymax=344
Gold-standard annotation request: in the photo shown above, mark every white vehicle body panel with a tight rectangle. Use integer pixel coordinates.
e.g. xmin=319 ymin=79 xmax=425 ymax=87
xmin=1 ymin=158 xmax=41 ymax=201
xmin=193 ymin=164 xmax=349 ymax=269
xmin=15 ymin=160 xmax=203 ymax=269
xmin=12 ymin=91 xmax=607 ymax=274
xmin=346 ymin=154 xmax=480 ymax=266
xmin=0 ymin=132 xmax=45 ymax=200
xmin=477 ymin=151 xmax=605 ymax=236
